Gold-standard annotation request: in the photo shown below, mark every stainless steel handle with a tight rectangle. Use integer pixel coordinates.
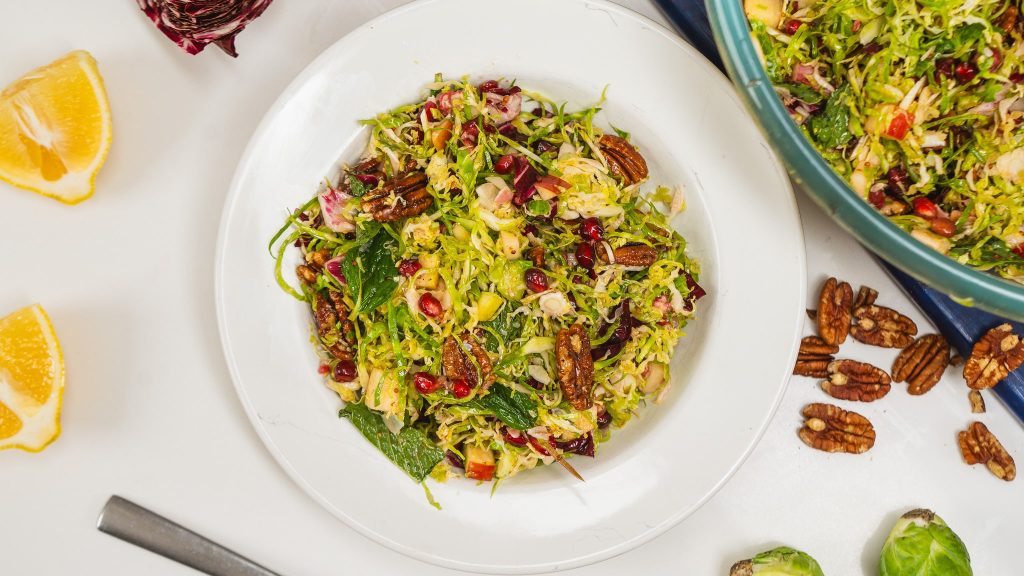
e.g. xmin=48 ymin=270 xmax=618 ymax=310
xmin=97 ymin=495 xmax=283 ymax=576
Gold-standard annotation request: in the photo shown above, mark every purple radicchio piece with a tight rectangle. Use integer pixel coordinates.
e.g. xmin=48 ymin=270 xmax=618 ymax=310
xmin=136 ymin=0 xmax=275 ymax=57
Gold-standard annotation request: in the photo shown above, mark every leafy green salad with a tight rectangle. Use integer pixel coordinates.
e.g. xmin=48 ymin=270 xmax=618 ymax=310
xmin=271 ymin=76 xmax=704 ymax=485
xmin=746 ymin=0 xmax=1024 ymax=280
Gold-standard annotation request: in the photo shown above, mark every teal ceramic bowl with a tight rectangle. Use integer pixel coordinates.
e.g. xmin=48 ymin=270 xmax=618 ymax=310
xmin=705 ymin=0 xmax=1024 ymax=320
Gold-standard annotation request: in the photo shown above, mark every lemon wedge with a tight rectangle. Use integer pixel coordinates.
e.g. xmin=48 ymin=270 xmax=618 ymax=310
xmin=0 ymin=304 xmax=65 ymax=452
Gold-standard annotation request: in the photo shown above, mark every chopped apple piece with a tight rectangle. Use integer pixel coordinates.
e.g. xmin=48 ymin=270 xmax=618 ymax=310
xmin=464 ymin=445 xmax=496 ymax=481
xmin=745 ymin=0 xmax=783 ymax=28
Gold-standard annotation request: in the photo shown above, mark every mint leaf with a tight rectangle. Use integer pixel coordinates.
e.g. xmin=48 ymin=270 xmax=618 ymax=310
xmin=340 ymin=402 xmax=443 ymax=482
xmin=810 ymin=84 xmax=854 ymax=149
xmin=465 ymin=383 xmax=537 ymax=430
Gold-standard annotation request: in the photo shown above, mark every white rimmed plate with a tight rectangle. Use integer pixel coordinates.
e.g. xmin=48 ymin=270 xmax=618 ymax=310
xmin=215 ymin=0 xmax=805 ymax=572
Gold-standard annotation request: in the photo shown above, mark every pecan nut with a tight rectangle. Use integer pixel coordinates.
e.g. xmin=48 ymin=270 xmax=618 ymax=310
xmin=296 ymin=264 xmax=318 ymax=284
xmin=892 ymin=334 xmax=950 ymax=395
xmin=793 ymin=336 xmax=838 ymax=378
xmin=963 ymin=323 xmax=1024 ymax=390
xmin=853 ymin=285 xmax=878 ymax=309
xmin=556 ymin=324 xmax=595 ymax=410
xmin=362 ymin=171 xmax=432 ymax=222
xmin=597 ymin=243 xmax=659 ymax=267
xmin=850 ymin=305 xmax=918 ymax=348
xmin=968 ymin=390 xmax=986 ymax=414
xmin=821 ymin=359 xmax=891 ymax=402
xmin=313 ymin=290 xmax=353 ymax=360
xmin=958 ymin=421 xmax=1016 ymax=481
xmin=598 ymin=134 xmax=648 ymax=185
xmin=442 ymin=333 xmax=494 ymax=390
xmin=799 ymin=403 xmax=875 ymax=454
xmin=816 ymin=277 xmax=853 ymax=346
xmin=997 ymin=4 xmax=1019 ymax=32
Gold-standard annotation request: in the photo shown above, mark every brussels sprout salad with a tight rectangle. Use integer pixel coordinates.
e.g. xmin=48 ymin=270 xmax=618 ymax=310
xmin=271 ymin=76 xmax=704 ymax=485
xmin=747 ymin=0 xmax=1024 ymax=281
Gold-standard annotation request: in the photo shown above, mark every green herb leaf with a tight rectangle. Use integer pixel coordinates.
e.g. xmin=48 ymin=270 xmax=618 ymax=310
xmin=342 ymin=228 xmax=398 ymax=313
xmin=465 ymin=383 xmax=537 ymax=430
xmin=810 ymin=84 xmax=854 ymax=149
xmin=340 ymin=402 xmax=444 ymax=482
xmin=778 ymin=82 xmax=824 ymax=105
xmin=481 ymin=305 xmax=524 ymax=353
xmin=348 ymin=175 xmax=370 ymax=198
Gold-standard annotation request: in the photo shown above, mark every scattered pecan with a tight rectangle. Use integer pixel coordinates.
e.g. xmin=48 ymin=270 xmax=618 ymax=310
xmin=963 ymin=323 xmax=1024 ymax=390
xmin=997 ymin=4 xmax=1019 ymax=32
xmin=527 ymin=245 xmax=545 ymax=267
xmin=793 ymin=336 xmax=838 ymax=378
xmin=296 ymin=264 xmax=317 ymax=284
xmin=892 ymin=334 xmax=950 ymax=395
xmin=816 ymin=277 xmax=854 ymax=346
xmin=850 ymin=305 xmax=918 ymax=348
xmin=313 ymin=290 xmax=353 ymax=360
xmin=950 ymin=352 xmax=964 ymax=367
xmin=805 ymin=308 xmax=818 ymax=322
xmin=799 ymin=403 xmax=875 ymax=454
xmin=556 ymin=324 xmax=595 ymax=410
xmin=306 ymin=248 xmax=332 ymax=270
xmin=853 ymin=285 xmax=878 ymax=309
xmin=598 ymin=134 xmax=648 ymax=185
xmin=958 ymin=421 xmax=1016 ymax=481
xmin=821 ymin=359 xmax=891 ymax=402
xmin=362 ymin=171 xmax=432 ymax=222
xmin=969 ymin=390 xmax=986 ymax=414
xmin=442 ymin=333 xmax=494 ymax=390
xmin=596 ymin=243 xmax=659 ymax=267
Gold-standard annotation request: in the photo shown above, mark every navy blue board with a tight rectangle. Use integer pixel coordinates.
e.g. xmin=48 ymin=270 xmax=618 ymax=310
xmin=653 ymin=0 xmax=1024 ymax=424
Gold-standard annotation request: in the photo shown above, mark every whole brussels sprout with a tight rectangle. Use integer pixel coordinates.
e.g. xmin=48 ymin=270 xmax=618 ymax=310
xmin=879 ymin=509 xmax=972 ymax=576
xmin=730 ymin=546 xmax=826 ymax=576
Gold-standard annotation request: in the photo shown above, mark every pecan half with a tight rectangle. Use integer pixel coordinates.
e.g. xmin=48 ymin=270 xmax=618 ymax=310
xmin=963 ymin=323 xmax=1024 ymax=390
xmin=362 ymin=171 xmax=432 ymax=222
xmin=296 ymin=264 xmax=318 ymax=284
xmin=799 ymin=403 xmax=875 ymax=454
xmin=598 ymin=134 xmax=648 ymax=185
xmin=969 ymin=390 xmax=986 ymax=414
xmin=793 ymin=336 xmax=838 ymax=378
xmin=892 ymin=334 xmax=950 ymax=395
xmin=306 ymin=248 xmax=332 ymax=270
xmin=556 ymin=324 xmax=595 ymax=410
xmin=959 ymin=421 xmax=1016 ymax=481
xmin=850 ymin=305 xmax=918 ymax=348
xmin=442 ymin=333 xmax=494 ymax=390
xmin=997 ymin=4 xmax=1019 ymax=32
xmin=597 ymin=243 xmax=659 ymax=267
xmin=817 ymin=277 xmax=853 ymax=346
xmin=821 ymin=359 xmax=891 ymax=402
xmin=313 ymin=290 xmax=353 ymax=360
xmin=853 ymin=285 xmax=878 ymax=309
xmin=527 ymin=245 xmax=545 ymax=267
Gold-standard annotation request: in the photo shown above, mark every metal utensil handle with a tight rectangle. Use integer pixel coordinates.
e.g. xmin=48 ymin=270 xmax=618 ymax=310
xmin=97 ymin=496 xmax=283 ymax=576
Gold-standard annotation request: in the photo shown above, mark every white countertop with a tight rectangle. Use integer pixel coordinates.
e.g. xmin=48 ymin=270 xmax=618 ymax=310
xmin=2 ymin=1 xmax=1020 ymax=574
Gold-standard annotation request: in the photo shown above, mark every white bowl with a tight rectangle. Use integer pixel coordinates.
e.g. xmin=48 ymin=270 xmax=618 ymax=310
xmin=215 ymin=0 xmax=806 ymax=572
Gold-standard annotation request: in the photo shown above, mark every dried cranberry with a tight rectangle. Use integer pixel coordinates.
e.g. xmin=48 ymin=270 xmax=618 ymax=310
xmin=413 ymin=372 xmax=442 ymax=394
xmin=494 ymin=154 xmax=515 ymax=174
xmin=567 ymin=292 xmax=578 ymax=309
xmin=912 ymin=197 xmax=939 ymax=219
xmin=461 ymin=122 xmax=479 ymax=147
xmin=451 ymin=378 xmax=472 ymax=399
xmin=503 ymin=428 xmax=528 ymax=446
xmin=862 ymin=42 xmax=882 ymax=55
xmin=781 ymin=19 xmax=802 ymax=35
xmin=597 ymin=408 xmax=612 ymax=429
xmin=423 ymin=100 xmax=440 ymax=121
xmin=887 ymin=165 xmax=910 ymax=196
xmin=524 ymin=268 xmax=549 ymax=293
xmin=526 ymin=376 xmax=545 ymax=390
xmin=478 ymin=79 xmax=499 ymax=93
xmin=592 ymin=300 xmax=633 ymax=360
xmin=419 ymin=293 xmax=444 ymax=319
xmin=333 ymin=360 xmax=357 ymax=382
xmin=579 ymin=217 xmax=604 ymax=242
xmin=936 ymin=57 xmax=955 ymax=78
xmin=955 ymin=61 xmax=979 ymax=83
xmin=575 ymin=242 xmax=596 ymax=269
xmin=294 ymin=235 xmax=310 ymax=249
xmin=556 ymin=433 xmax=595 ymax=457
xmin=398 ymin=258 xmax=422 ymax=277
xmin=446 ymin=450 xmax=465 ymax=469
xmin=868 ymin=186 xmax=886 ymax=209
xmin=354 ymin=173 xmax=379 ymax=187
xmin=534 ymin=140 xmax=557 ymax=154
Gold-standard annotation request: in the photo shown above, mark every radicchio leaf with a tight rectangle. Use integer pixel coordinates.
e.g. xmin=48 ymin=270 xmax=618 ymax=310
xmin=137 ymin=0 xmax=275 ymax=57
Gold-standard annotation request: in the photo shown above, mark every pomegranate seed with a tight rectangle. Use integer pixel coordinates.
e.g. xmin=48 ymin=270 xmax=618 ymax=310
xmin=887 ymin=165 xmax=910 ymax=196
xmin=354 ymin=173 xmax=379 ymax=187
xmin=781 ymin=19 xmax=802 ymax=35
xmin=423 ymin=100 xmax=439 ymax=121
xmin=1014 ymin=244 xmax=1024 ymax=257
xmin=524 ymin=268 xmax=549 ymax=293
xmin=912 ymin=197 xmax=939 ymax=219
xmin=597 ymin=408 xmax=612 ymax=429
xmin=494 ymin=154 xmax=515 ymax=174
xmin=333 ymin=360 xmax=357 ymax=382
xmin=1011 ymin=72 xmax=1024 ymax=84
xmin=451 ymin=378 xmax=471 ymax=398
xmin=868 ymin=187 xmax=886 ymax=209
xmin=580 ymin=217 xmax=604 ymax=242
xmin=503 ymin=428 xmax=528 ymax=446
xmin=413 ymin=372 xmax=442 ymax=394
xmin=526 ymin=376 xmax=545 ymax=389
xmin=954 ymin=61 xmax=979 ymax=83
xmin=418 ymin=293 xmax=444 ymax=319
xmin=930 ymin=217 xmax=957 ymax=238
xmin=575 ymin=243 xmax=596 ymax=269
xmin=398 ymin=258 xmax=422 ymax=277
xmin=936 ymin=57 xmax=955 ymax=78
xmin=318 ymin=364 xmax=331 ymax=375
xmin=478 ymin=79 xmax=499 ymax=93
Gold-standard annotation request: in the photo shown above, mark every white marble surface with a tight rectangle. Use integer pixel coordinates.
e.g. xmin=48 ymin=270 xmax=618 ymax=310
xmin=0 ymin=1 xmax=1020 ymax=574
